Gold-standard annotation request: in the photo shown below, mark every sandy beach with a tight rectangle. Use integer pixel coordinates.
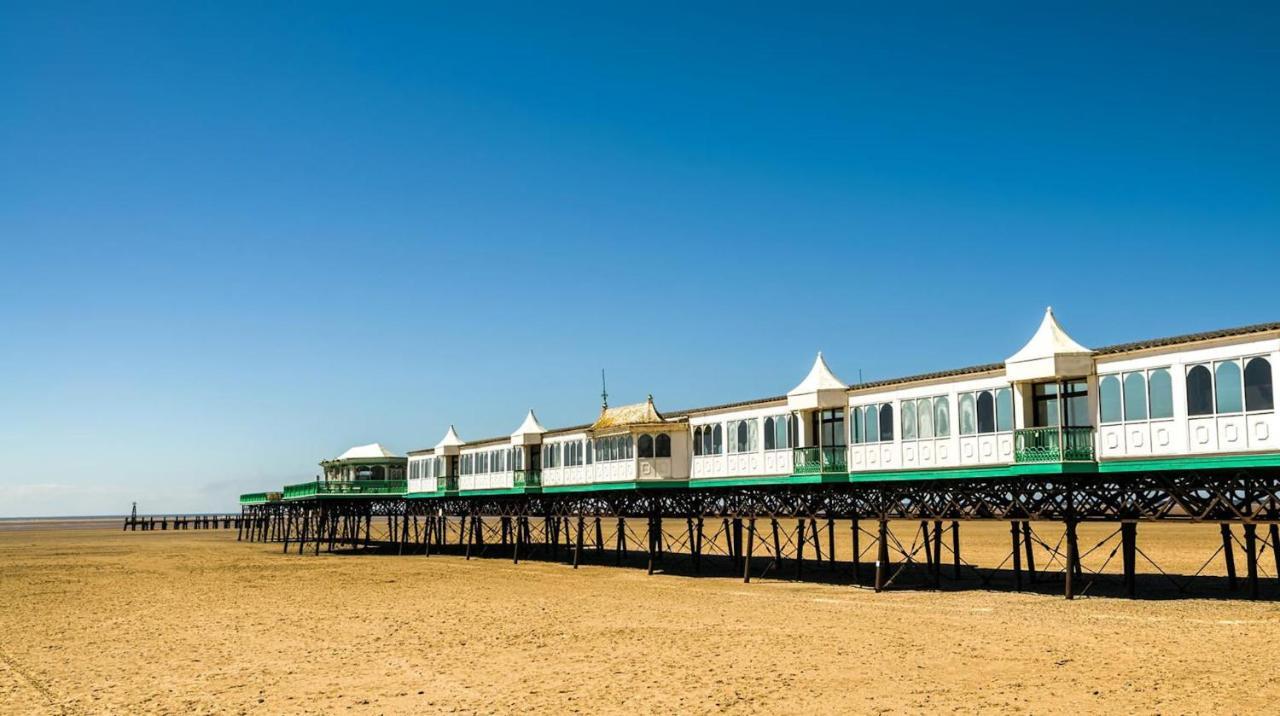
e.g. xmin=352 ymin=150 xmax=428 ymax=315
xmin=2 ymin=521 xmax=1278 ymax=714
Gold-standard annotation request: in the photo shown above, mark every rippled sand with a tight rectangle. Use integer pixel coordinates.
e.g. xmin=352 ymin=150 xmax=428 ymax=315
xmin=2 ymin=521 xmax=1277 ymax=714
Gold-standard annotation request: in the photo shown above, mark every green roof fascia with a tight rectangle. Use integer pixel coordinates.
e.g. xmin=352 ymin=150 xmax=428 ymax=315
xmin=1097 ymin=452 xmax=1280 ymax=473
xmin=542 ymin=480 xmax=690 ymax=494
xmin=689 ymin=473 xmax=847 ymax=489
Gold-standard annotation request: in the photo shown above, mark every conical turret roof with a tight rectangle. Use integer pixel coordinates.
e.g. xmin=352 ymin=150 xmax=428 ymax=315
xmin=1005 ymin=307 xmax=1094 ymax=380
xmin=787 ymin=352 xmax=848 ymax=410
xmin=434 ymin=425 xmax=465 ymax=450
xmin=511 ymin=409 xmax=547 ymax=437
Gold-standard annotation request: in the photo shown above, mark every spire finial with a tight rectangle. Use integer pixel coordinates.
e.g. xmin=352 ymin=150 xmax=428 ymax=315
xmin=601 ymin=369 xmax=608 ymax=409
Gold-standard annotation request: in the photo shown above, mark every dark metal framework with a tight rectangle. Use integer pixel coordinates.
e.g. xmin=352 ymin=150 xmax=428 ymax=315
xmin=240 ymin=468 xmax=1280 ymax=600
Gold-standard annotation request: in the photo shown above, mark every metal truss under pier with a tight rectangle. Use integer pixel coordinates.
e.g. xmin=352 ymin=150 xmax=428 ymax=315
xmin=240 ymin=468 xmax=1280 ymax=600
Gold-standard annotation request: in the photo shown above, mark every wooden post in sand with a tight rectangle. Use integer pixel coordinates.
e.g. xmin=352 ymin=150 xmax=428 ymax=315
xmin=795 ymin=517 xmax=805 ymax=580
xmin=574 ymin=514 xmax=584 ymax=569
xmin=1122 ymin=521 xmax=1137 ymax=598
xmin=1010 ymin=521 xmax=1022 ymax=591
xmin=1244 ymin=523 xmax=1259 ymax=600
xmin=616 ymin=516 xmax=626 ymax=565
xmin=1064 ymin=519 xmax=1078 ymax=600
xmin=874 ymin=518 xmax=889 ymax=592
xmin=1221 ymin=524 xmax=1238 ymax=591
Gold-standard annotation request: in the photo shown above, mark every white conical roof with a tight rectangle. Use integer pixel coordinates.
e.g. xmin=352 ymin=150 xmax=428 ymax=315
xmin=1005 ymin=307 xmax=1095 ymax=380
xmin=434 ymin=425 xmax=465 ymax=450
xmin=788 ymin=352 xmax=848 ymax=396
xmin=337 ymin=443 xmax=400 ymax=460
xmin=787 ymin=352 xmax=848 ymax=410
xmin=1007 ymin=307 xmax=1090 ymax=363
xmin=511 ymin=409 xmax=547 ymax=437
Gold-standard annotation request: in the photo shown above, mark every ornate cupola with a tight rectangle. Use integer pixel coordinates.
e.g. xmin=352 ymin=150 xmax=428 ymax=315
xmin=1005 ymin=307 xmax=1094 ymax=381
xmin=433 ymin=425 xmax=465 ymax=456
xmin=787 ymin=352 xmax=848 ymax=411
xmin=510 ymin=409 xmax=547 ymax=446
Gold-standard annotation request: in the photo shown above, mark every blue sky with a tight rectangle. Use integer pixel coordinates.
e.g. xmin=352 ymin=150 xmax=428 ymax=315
xmin=2 ymin=3 xmax=1277 ymax=516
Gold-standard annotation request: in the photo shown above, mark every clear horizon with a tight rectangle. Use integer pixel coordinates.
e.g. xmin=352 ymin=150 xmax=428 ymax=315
xmin=3 ymin=3 xmax=1278 ymax=516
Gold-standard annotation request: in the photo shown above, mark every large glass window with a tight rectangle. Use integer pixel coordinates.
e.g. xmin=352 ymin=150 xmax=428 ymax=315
xmin=901 ymin=401 xmax=916 ymax=440
xmin=1149 ymin=369 xmax=1174 ymax=420
xmin=656 ymin=434 xmax=671 ymax=457
xmin=1186 ymin=365 xmax=1214 ymax=416
xmin=712 ymin=424 xmax=723 ymax=454
xmin=1244 ymin=357 xmax=1274 ymax=412
xmin=728 ymin=419 xmax=758 ymax=453
xmin=996 ymin=388 xmax=1014 ymax=432
xmin=865 ymin=405 xmax=880 ymax=444
xmin=1123 ymin=373 xmax=1147 ymax=421
xmin=638 ymin=434 xmax=654 ymax=458
xmin=1215 ymin=361 xmax=1243 ymax=413
xmin=1099 ymin=375 xmax=1122 ymax=423
xmin=849 ymin=410 xmax=863 ymax=445
xmin=958 ymin=393 xmax=976 ymax=435
xmin=916 ymin=398 xmax=934 ymax=439
xmin=765 ymin=414 xmax=795 ymax=450
xmin=976 ymin=391 xmax=996 ymax=433
xmin=934 ymin=397 xmax=950 ymax=437
xmin=878 ymin=404 xmax=894 ymax=442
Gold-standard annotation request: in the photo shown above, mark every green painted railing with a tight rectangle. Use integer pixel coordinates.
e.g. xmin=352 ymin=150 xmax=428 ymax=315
xmin=513 ymin=469 xmax=542 ymax=488
xmin=440 ymin=476 xmax=459 ymax=492
xmin=793 ymin=446 xmax=848 ymax=475
xmin=283 ymin=479 xmax=408 ymax=499
xmin=1014 ymin=427 xmax=1095 ymax=463
xmin=239 ymin=491 xmax=282 ymax=505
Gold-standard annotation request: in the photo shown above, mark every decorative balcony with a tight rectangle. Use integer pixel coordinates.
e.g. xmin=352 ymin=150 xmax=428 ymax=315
xmin=793 ymin=446 xmax=848 ymax=475
xmin=513 ymin=469 xmax=542 ymax=489
xmin=283 ymin=479 xmax=408 ymax=500
xmin=1013 ymin=427 xmax=1095 ymax=463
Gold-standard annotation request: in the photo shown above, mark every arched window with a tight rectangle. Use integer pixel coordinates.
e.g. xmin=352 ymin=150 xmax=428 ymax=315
xmin=585 ymin=441 xmax=592 ymax=464
xmin=1122 ymin=372 xmax=1147 ymax=421
xmin=736 ymin=421 xmax=748 ymax=452
xmin=1215 ymin=361 xmax=1243 ymax=413
xmin=1244 ymin=357 xmax=1274 ymax=412
xmin=901 ymin=400 xmax=916 ymax=440
xmin=850 ymin=409 xmax=863 ymax=444
xmin=625 ymin=435 xmax=634 ymax=458
xmin=917 ymin=398 xmax=933 ymax=439
xmin=878 ymin=404 xmax=894 ymax=442
xmin=864 ymin=406 xmax=879 ymax=444
xmin=934 ymin=397 xmax=950 ymax=437
xmin=712 ymin=424 xmax=723 ymax=454
xmin=1186 ymin=365 xmax=1214 ymax=416
xmin=976 ymin=391 xmax=995 ymax=434
xmin=1099 ymin=375 xmax=1121 ymax=423
xmin=958 ymin=394 xmax=976 ymax=435
xmin=701 ymin=427 xmax=712 ymax=456
xmin=656 ymin=433 xmax=671 ymax=457
xmin=1148 ymin=369 xmax=1173 ymax=419
xmin=995 ymin=388 xmax=1013 ymax=432
xmin=638 ymin=434 xmax=654 ymax=458
xmin=764 ymin=417 xmax=776 ymax=449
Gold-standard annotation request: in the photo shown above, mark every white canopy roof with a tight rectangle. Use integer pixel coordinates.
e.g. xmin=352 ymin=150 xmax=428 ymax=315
xmin=787 ymin=352 xmax=849 ymax=410
xmin=511 ymin=410 xmax=547 ymax=437
xmin=510 ymin=410 xmax=548 ymax=446
xmin=336 ymin=443 xmax=400 ymax=460
xmin=1005 ymin=307 xmax=1094 ymax=381
xmin=434 ymin=425 xmax=465 ymax=451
